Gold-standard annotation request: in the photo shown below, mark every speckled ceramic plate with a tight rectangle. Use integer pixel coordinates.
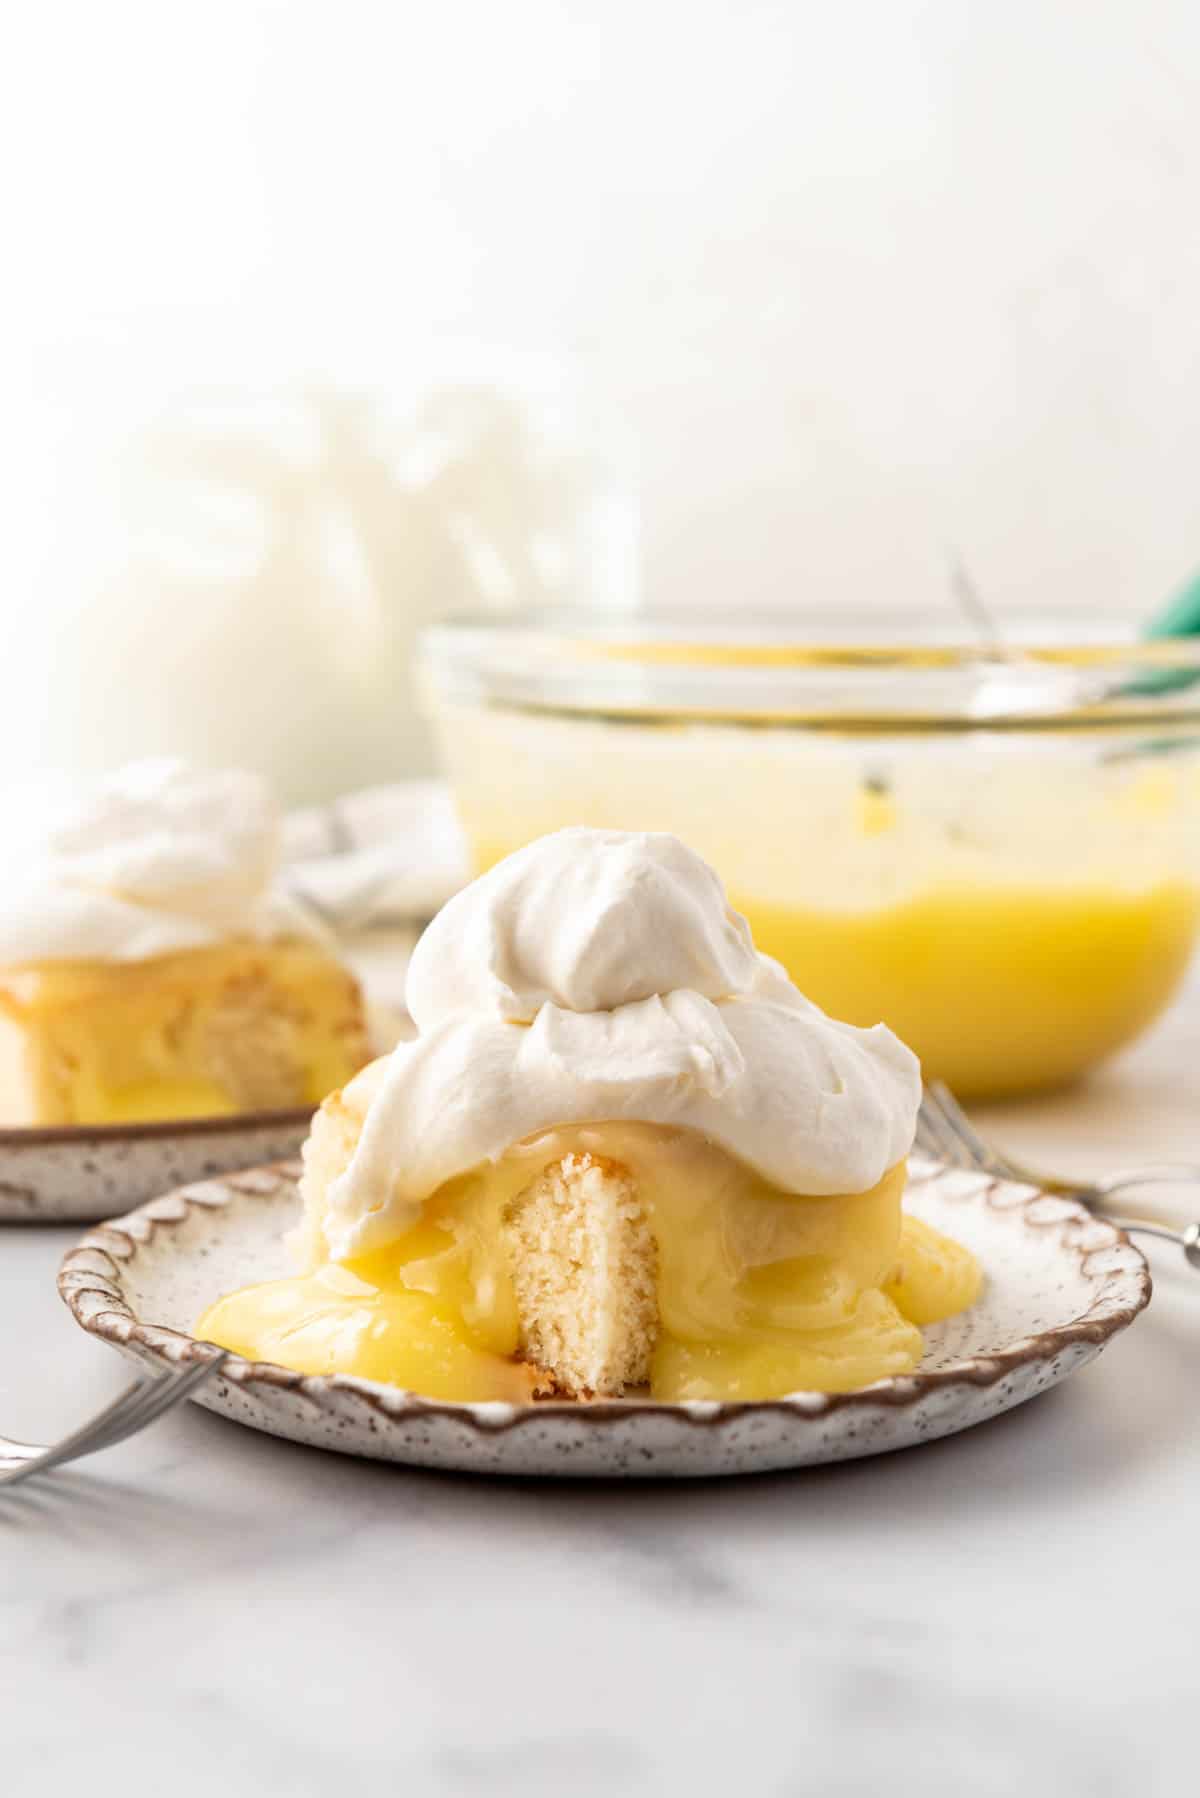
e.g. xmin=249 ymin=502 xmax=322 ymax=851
xmin=0 ymin=1111 xmax=313 ymax=1225
xmin=57 ymin=1159 xmax=1150 ymax=1478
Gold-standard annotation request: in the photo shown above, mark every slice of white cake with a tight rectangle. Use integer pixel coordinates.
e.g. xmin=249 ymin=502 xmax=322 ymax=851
xmin=203 ymin=831 xmax=979 ymax=1408
xmin=299 ymin=1075 xmax=660 ymax=1397
xmin=503 ymin=1151 xmax=659 ymax=1398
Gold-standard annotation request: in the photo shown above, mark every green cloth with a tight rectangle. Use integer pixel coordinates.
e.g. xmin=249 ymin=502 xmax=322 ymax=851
xmin=1145 ymin=571 xmax=1200 ymax=641
xmin=1125 ymin=570 xmax=1200 ymax=696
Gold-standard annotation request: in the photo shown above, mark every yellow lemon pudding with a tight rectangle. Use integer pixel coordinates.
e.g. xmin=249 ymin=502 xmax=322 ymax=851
xmin=423 ymin=615 xmax=1200 ymax=1099
xmin=200 ymin=829 xmax=980 ymax=1401
xmin=0 ymin=761 xmax=370 ymax=1126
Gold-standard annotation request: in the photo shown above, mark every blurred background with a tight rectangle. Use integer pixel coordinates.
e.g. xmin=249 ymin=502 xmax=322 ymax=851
xmin=2 ymin=0 xmax=1197 ymax=799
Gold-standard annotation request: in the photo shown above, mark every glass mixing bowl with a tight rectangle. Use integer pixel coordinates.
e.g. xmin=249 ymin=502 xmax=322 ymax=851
xmin=420 ymin=610 xmax=1200 ymax=1098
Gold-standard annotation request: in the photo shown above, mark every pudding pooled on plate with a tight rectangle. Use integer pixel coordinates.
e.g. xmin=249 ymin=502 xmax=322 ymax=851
xmin=0 ymin=760 xmax=370 ymax=1127
xmin=199 ymin=828 xmax=981 ymax=1402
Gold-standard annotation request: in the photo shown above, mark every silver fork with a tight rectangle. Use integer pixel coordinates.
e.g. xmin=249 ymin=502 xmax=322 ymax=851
xmin=0 ymin=1353 xmax=226 ymax=1490
xmin=918 ymin=1079 xmax=1200 ymax=1271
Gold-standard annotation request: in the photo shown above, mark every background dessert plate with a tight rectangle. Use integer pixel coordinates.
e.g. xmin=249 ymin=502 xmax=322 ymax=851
xmin=57 ymin=1159 xmax=1150 ymax=1477
xmin=0 ymin=1111 xmax=313 ymax=1225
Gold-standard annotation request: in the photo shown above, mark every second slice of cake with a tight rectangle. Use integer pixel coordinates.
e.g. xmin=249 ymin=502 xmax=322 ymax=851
xmin=0 ymin=761 xmax=370 ymax=1126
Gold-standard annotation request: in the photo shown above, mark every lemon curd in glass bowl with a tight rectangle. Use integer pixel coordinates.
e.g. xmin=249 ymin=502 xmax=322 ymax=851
xmin=421 ymin=612 xmax=1200 ymax=1100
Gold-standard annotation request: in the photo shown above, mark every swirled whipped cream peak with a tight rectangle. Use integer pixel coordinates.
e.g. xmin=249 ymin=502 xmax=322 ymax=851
xmin=319 ymin=827 xmax=921 ymax=1260
xmin=405 ymin=826 xmax=760 ymax=1027
xmin=0 ymin=758 xmax=300 ymax=964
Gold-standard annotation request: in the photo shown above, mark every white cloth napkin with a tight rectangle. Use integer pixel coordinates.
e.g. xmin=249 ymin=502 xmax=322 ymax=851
xmin=281 ymin=779 xmax=471 ymax=934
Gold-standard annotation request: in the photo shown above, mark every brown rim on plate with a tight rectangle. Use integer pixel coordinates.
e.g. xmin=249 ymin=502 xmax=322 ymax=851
xmin=56 ymin=1159 xmax=1152 ymax=1433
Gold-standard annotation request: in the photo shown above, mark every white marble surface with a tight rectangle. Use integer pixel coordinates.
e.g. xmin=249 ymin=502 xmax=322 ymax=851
xmin=4 ymin=995 xmax=1200 ymax=1796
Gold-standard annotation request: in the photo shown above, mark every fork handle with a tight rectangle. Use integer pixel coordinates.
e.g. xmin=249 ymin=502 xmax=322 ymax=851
xmin=1089 ymin=1165 xmax=1200 ymax=1199
xmin=1107 ymin=1215 xmax=1200 ymax=1270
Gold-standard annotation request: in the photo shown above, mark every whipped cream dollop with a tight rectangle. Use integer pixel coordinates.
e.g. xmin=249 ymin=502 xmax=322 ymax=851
xmin=405 ymin=827 xmax=760 ymax=1025
xmin=322 ymin=828 xmax=921 ymax=1259
xmin=0 ymin=759 xmax=304 ymax=964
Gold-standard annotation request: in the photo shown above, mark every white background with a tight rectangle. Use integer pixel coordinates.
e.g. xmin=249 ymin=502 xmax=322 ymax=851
xmin=2 ymin=0 xmax=1198 ymax=788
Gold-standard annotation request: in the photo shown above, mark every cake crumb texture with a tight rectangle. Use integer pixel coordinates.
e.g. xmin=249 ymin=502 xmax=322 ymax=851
xmin=503 ymin=1152 xmax=659 ymax=1398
